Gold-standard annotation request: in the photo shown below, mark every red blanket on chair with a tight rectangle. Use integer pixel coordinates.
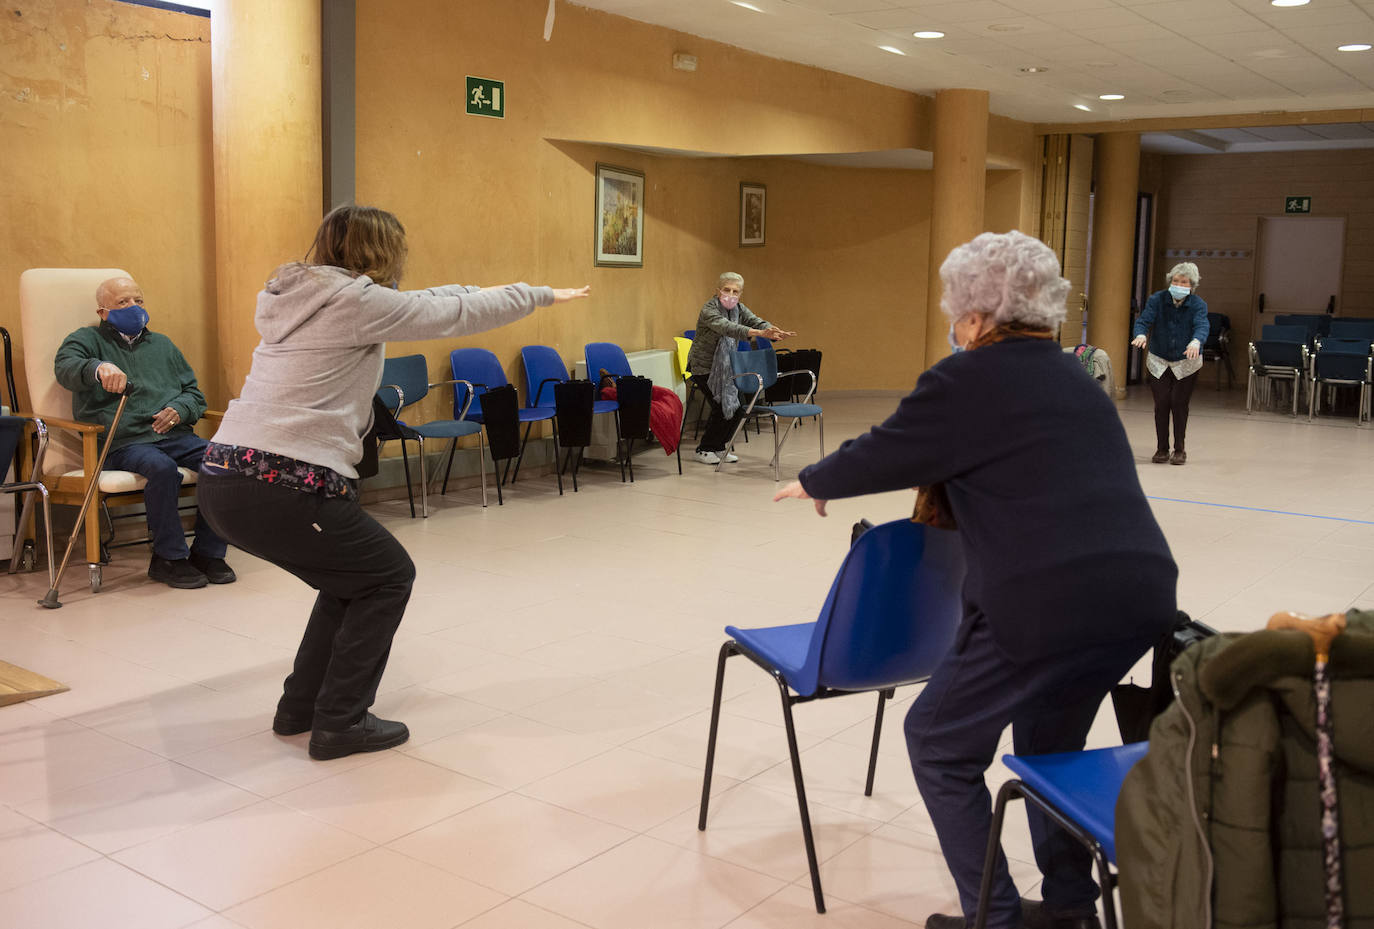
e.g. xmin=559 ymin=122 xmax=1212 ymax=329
xmin=599 ymin=384 xmax=684 ymax=456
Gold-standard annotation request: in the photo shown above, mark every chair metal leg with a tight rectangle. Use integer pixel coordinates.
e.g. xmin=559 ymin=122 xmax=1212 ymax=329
xmin=417 ymin=435 xmax=430 ymax=518
xmin=479 ymin=430 xmax=488 ymax=507
xmin=399 ymin=438 xmax=416 ymax=518
xmin=864 ymin=688 xmax=894 ymax=797
xmin=818 ymin=414 xmax=825 ymax=458
xmin=625 ymin=437 xmax=636 ymax=482
xmin=776 ymin=672 xmax=826 ymax=914
xmin=437 ymin=438 xmax=458 ymax=497
xmin=699 ymin=641 xmax=738 ymax=831
xmin=511 ymin=422 xmax=532 ymax=485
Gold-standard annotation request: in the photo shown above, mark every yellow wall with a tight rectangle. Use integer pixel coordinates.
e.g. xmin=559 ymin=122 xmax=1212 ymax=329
xmin=1152 ymin=149 xmax=1374 ymax=358
xmin=0 ymin=0 xmax=215 ymax=407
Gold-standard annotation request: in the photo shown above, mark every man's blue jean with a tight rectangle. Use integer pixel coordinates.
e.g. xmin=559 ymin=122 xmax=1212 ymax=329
xmin=103 ymin=432 xmax=227 ymax=561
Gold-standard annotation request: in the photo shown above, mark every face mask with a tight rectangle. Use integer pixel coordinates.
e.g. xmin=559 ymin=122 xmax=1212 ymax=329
xmin=718 ymin=293 xmax=739 ymax=310
xmin=1169 ymin=285 xmax=1190 ymax=300
xmin=106 ymin=305 xmax=149 ymax=336
xmin=947 ymin=323 xmax=964 ymax=353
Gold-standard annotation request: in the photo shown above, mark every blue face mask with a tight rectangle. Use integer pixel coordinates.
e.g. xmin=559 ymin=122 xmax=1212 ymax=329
xmin=1168 ymin=284 xmax=1191 ymax=300
xmin=947 ymin=324 xmax=964 ymax=353
xmin=106 ymin=305 xmax=149 ymax=336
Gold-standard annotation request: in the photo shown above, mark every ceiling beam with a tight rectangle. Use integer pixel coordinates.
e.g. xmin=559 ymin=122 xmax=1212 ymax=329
xmin=1034 ymin=107 xmax=1374 ymax=136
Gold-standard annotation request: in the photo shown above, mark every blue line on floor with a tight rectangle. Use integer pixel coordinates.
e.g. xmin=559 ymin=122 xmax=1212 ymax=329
xmin=1147 ymin=495 xmax=1374 ymax=526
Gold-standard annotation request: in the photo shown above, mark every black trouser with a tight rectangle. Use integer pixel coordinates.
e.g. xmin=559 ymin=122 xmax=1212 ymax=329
xmin=691 ymin=368 xmax=744 ymax=453
xmin=1148 ymin=367 xmax=1199 ymax=452
xmin=196 ymin=471 xmax=415 ymax=731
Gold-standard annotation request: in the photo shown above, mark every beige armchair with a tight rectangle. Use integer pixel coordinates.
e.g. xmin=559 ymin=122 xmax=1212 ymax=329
xmin=18 ymin=268 xmax=218 ymax=592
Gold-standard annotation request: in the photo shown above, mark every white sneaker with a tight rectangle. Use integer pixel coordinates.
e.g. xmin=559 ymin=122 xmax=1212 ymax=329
xmin=724 ymin=452 xmax=739 ymax=462
xmin=694 ymin=450 xmax=721 ymax=465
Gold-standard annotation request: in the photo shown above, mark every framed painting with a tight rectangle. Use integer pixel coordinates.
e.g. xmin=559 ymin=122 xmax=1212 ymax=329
xmin=595 ymin=163 xmax=645 ymax=267
xmin=740 ymin=182 xmax=766 ymax=247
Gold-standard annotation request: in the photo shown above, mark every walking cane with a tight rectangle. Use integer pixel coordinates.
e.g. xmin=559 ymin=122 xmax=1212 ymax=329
xmin=39 ymin=387 xmax=132 ymax=609
xmin=1268 ymin=610 xmax=1348 ymax=929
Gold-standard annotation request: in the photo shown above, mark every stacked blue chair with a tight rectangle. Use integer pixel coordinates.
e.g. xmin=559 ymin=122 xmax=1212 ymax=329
xmin=698 ymin=518 xmax=966 ymax=913
xmin=1248 ymin=332 xmax=1310 ymax=416
xmin=1329 ymin=319 xmax=1374 ymax=341
xmin=972 ymin=743 xmax=1149 ymax=929
xmin=449 ymin=348 xmax=563 ymax=495
xmin=1274 ymin=313 xmax=1327 ymax=343
xmin=378 ymin=354 xmax=484 ymax=517
xmin=717 ymin=347 xmax=823 ymax=480
xmin=520 ymin=345 xmax=618 ymax=488
xmin=1309 ymin=338 xmax=1372 ymax=423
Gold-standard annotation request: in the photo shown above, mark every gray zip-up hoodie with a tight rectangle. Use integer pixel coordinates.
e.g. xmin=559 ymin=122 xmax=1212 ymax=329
xmin=211 ymin=263 xmax=553 ymax=478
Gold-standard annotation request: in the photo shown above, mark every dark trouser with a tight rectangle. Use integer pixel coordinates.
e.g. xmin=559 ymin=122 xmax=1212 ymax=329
xmin=691 ymin=369 xmax=744 ymax=453
xmin=104 ymin=433 xmax=226 ymax=561
xmin=904 ymin=614 xmax=1155 ymax=928
xmin=196 ymin=471 xmax=415 ymax=731
xmin=1148 ymin=367 xmax=1199 ymax=453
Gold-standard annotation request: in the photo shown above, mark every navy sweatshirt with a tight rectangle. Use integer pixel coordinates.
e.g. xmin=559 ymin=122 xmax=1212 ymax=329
xmin=798 ymin=338 xmax=1177 ymax=661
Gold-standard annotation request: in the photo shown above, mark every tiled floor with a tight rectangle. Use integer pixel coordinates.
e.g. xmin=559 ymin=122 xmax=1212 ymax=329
xmin=2 ymin=385 xmax=1372 ymax=928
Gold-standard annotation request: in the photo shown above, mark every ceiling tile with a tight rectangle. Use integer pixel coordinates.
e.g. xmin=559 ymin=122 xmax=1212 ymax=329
xmin=781 ymin=0 xmax=901 ymax=12
xmin=1038 ymin=5 xmax=1153 ymax=29
xmin=997 ymin=0 xmax=1116 ymax=11
xmin=1067 ymin=22 xmax=1178 ymax=45
xmin=1309 ymin=123 xmax=1374 ymax=139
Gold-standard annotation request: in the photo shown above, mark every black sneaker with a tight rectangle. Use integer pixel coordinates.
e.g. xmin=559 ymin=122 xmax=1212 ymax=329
xmin=148 ymin=555 xmax=208 ymax=589
xmin=309 ymin=713 xmax=410 ymax=760
xmin=189 ymin=551 xmax=237 ymax=584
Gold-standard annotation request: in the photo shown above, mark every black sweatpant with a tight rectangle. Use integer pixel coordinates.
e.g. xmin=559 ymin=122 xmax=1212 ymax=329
xmin=691 ymin=368 xmax=745 ymax=453
xmin=196 ymin=471 xmax=415 ymax=731
xmin=1148 ymin=367 xmax=1199 ymax=453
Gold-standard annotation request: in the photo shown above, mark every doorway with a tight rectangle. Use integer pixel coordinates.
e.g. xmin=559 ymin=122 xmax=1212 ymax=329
xmin=1252 ymin=216 xmax=1345 ymax=335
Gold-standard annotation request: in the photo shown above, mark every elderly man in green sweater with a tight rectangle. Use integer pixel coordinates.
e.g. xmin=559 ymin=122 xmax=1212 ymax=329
xmin=54 ymin=275 xmax=234 ymax=589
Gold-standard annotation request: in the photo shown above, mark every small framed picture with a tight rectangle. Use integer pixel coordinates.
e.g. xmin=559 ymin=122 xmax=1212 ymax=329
xmin=739 ymin=182 xmax=766 ymax=247
xmin=594 ymin=163 xmax=645 ymax=268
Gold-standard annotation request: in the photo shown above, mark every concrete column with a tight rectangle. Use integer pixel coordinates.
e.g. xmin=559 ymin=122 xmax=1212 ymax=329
xmin=924 ymin=89 xmax=989 ymax=368
xmin=211 ymin=0 xmax=323 ymax=403
xmin=1086 ymin=131 xmax=1140 ymax=399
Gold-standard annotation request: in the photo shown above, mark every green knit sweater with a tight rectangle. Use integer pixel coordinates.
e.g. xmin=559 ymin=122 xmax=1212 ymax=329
xmin=53 ymin=321 xmax=206 ymax=452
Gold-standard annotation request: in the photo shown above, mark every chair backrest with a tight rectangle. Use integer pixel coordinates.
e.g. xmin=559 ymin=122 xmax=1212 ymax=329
xmin=1314 ymin=346 xmax=1370 ymax=382
xmin=1253 ymin=340 xmax=1307 ymax=371
xmin=1274 ymin=314 xmax=1323 ymax=340
xmin=0 ymin=415 xmax=24 ymax=483
xmin=520 ymin=345 xmax=570 ymax=409
xmin=18 ymin=267 xmax=131 ymax=474
xmin=379 ymin=354 xmax=431 ymax=416
xmin=1329 ymin=320 xmax=1374 ymax=340
xmin=794 ymin=519 xmax=966 ymax=695
xmin=683 ymin=329 xmax=696 ymax=340
xmin=1203 ymin=313 xmax=1229 ymax=349
xmin=584 ymin=342 xmax=632 ymax=380
xmin=450 ymin=347 xmax=509 ymax=418
xmin=672 ymin=337 xmax=693 ymax=380
xmin=731 ymin=347 xmax=779 ymax=391
xmin=1317 ymin=338 xmax=1372 ymax=355
xmin=1262 ymin=324 xmax=1307 ymax=342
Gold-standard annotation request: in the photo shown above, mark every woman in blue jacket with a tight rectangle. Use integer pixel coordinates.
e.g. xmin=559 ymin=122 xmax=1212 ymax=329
xmin=1131 ymin=263 xmax=1209 ymax=465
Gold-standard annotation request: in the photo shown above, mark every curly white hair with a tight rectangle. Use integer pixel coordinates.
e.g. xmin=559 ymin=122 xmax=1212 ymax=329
xmin=939 ymin=230 xmax=1070 ymax=329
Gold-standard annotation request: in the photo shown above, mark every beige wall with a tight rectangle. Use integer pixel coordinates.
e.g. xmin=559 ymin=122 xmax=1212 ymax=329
xmin=1152 ymin=149 xmax=1374 ymax=358
xmin=0 ymin=0 xmax=216 ymax=407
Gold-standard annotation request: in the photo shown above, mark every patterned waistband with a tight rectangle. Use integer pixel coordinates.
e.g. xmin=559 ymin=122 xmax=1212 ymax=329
xmin=201 ymin=442 xmax=357 ymax=501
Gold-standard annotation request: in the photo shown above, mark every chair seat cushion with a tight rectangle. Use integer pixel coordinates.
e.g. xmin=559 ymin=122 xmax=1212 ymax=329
xmin=1003 ymin=742 xmax=1149 ymax=863
xmin=765 ymin=403 xmax=822 ymax=419
xmin=726 ymin=622 xmax=818 ymax=692
xmin=517 ymin=407 xmax=556 ymax=423
xmin=413 ymin=420 xmax=483 ymax=439
xmin=60 ymin=467 xmax=199 ymax=493
xmin=593 ymin=400 xmax=619 ymax=414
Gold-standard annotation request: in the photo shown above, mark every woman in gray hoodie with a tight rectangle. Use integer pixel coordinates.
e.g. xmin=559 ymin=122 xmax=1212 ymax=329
xmin=198 ymin=204 xmax=589 ymax=760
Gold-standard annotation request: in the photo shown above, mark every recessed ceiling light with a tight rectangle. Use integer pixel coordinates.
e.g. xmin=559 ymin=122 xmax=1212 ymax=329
xmin=730 ymin=1 xmax=763 ymax=10
xmin=1338 ymin=43 xmax=1372 ymax=51
xmin=1074 ymin=104 xmax=1092 ymax=111
xmin=1271 ymin=0 xmax=1310 ymax=6
xmin=1099 ymin=93 xmax=1125 ymax=100
xmin=912 ymin=31 xmax=945 ymax=39
xmin=879 ymin=45 xmax=906 ymax=55
xmin=1020 ymin=66 xmax=1049 ymax=73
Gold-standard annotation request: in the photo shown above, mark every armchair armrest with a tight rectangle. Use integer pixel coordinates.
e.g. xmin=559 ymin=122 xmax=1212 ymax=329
xmin=38 ymin=415 xmax=105 ymax=435
xmin=729 ymin=371 xmax=765 ymax=419
xmin=429 ymin=377 xmax=477 ymax=420
xmin=774 ymin=368 xmax=818 ymax=404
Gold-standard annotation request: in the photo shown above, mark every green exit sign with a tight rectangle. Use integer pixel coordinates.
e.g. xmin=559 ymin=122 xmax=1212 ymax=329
xmin=1285 ymin=196 xmax=1311 ymax=214
xmin=465 ymin=76 xmax=505 ymax=119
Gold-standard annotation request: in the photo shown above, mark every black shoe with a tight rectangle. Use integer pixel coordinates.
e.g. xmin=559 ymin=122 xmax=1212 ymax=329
xmin=1022 ymin=899 xmax=1101 ymax=929
xmin=148 ymin=555 xmax=208 ymax=589
xmin=308 ymin=713 xmax=409 ymax=760
xmin=272 ymin=712 xmax=313 ymax=736
xmin=1151 ymin=449 xmax=1170 ymax=464
xmin=189 ymin=551 xmax=237 ymax=584
xmin=1169 ymin=450 xmax=1187 ymax=466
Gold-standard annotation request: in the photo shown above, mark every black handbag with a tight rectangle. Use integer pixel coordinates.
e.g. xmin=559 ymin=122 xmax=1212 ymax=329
xmin=1111 ymin=611 xmax=1216 ymax=742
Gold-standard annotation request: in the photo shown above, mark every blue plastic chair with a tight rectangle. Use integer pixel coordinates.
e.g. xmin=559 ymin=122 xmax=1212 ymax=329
xmin=1274 ymin=313 xmax=1327 ymax=341
xmin=972 ymin=743 xmax=1149 ymax=929
xmin=718 ymin=347 xmax=823 ymax=480
xmin=698 ymin=518 xmax=966 ymax=913
xmin=1247 ymin=340 xmax=1310 ymax=415
xmin=1262 ymin=323 xmax=1307 ymax=343
xmin=583 ymin=342 xmax=641 ymax=479
xmin=449 ymin=348 xmax=562 ymax=495
xmin=1329 ymin=320 xmax=1374 ymax=341
xmin=1309 ymin=339 xmax=1372 ymax=424
xmin=520 ymin=345 xmax=619 ymax=487
xmin=378 ymin=354 xmax=484 ymax=517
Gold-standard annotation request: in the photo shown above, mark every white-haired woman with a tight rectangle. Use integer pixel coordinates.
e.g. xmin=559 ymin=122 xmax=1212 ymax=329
xmin=1131 ymin=263 xmax=1208 ymax=465
xmin=775 ymin=231 xmax=1177 ymax=929
xmin=685 ymin=272 xmax=795 ymax=464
